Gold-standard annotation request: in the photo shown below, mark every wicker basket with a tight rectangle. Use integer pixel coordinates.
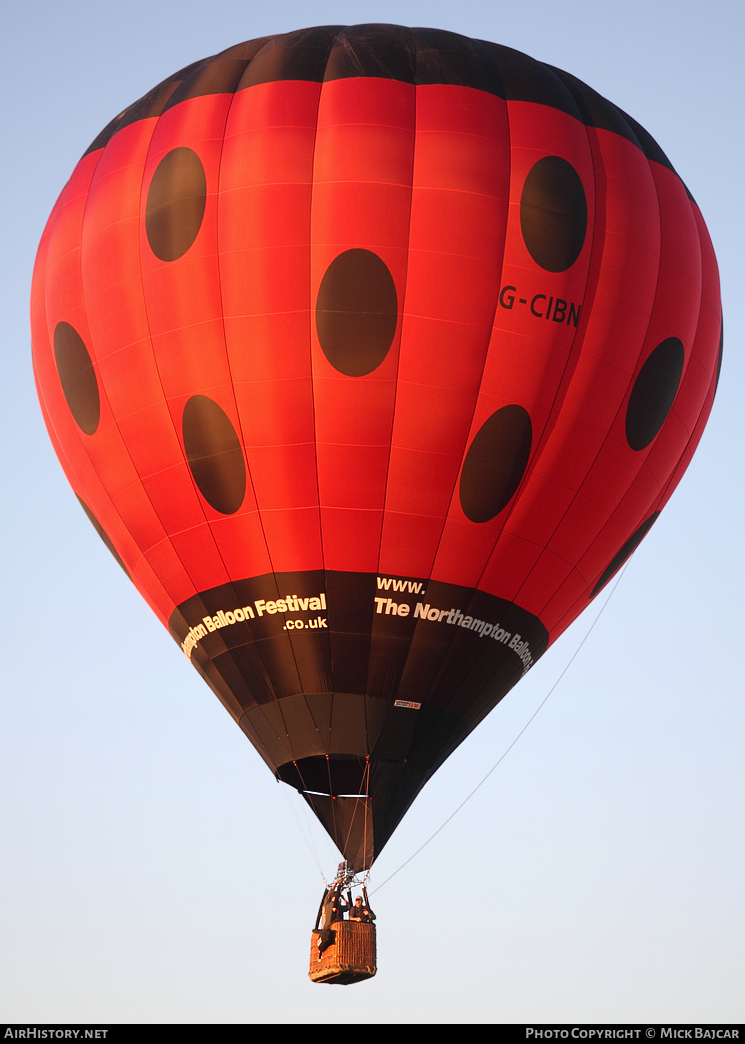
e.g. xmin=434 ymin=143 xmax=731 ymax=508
xmin=309 ymin=920 xmax=377 ymax=985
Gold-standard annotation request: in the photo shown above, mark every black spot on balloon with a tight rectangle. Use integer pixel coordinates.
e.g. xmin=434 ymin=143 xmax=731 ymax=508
xmin=316 ymin=249 xmax=398 ymax=376
xmin=715 ymin=319 xmax=723 ymax=395
xmin=145 ymin=147 xmax=207 ymax=262
xmin=625 ymin=337 xmax=685 ymax=451
xmin=54 ymin=322 xmax=100 ymax=435
xmin=520 ymin=156 xmax=588 ymax=272
xmin=460 ymin=406 xmax=532 ymax=523
xmin=590 ymin=512 xmax=660 ymax=599
xmin=76 ymin=495 xmax=130 ymax=578
xmin=182 ymin=395 xmax=246 ymax=515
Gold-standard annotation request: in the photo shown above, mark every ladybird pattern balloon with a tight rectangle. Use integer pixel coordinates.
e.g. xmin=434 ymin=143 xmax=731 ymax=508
xmin=31 ymin=26 xmax=722 ymax=870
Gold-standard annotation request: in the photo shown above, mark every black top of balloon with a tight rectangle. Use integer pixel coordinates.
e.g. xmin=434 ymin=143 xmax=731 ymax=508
xmin=85 ymin=23 xmax=680 ymax=187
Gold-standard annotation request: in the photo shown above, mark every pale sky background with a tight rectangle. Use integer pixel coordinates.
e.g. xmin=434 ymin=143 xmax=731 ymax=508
xmin=2 ymin=0 xmax=743 ymax=1025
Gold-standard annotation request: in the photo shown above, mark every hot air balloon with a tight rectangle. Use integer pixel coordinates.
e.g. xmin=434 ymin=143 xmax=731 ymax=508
xmin=31 ymin=25 xmax=722 ymax=882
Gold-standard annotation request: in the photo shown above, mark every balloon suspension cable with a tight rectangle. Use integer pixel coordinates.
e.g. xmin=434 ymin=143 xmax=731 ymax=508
xmin=370 ymin=563 xmax=630 ymax=895
xmin=277 ymin=777 xmax=327 ymax=883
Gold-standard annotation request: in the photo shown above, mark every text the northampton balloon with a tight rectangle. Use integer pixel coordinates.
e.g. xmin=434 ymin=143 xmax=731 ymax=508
xmin=32 ymin=26 xmax=722 ymax=871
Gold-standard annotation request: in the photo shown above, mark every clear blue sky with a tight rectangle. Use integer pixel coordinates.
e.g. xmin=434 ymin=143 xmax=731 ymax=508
xmin=2 ymin=0 xmax=743 ymax=1024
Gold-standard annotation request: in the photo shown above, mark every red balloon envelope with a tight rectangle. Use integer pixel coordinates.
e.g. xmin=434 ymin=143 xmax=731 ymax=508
xmin=32 ymin=26 xmax=722 ymax=870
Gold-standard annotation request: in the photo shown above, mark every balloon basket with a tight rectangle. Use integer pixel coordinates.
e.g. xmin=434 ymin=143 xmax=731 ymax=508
xmin=309 ymin=921 xmax=377 ymax=985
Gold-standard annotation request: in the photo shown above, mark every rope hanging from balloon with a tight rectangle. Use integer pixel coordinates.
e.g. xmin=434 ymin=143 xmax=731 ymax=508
xmin=369 ymin=562 xmax=630 ymax=895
